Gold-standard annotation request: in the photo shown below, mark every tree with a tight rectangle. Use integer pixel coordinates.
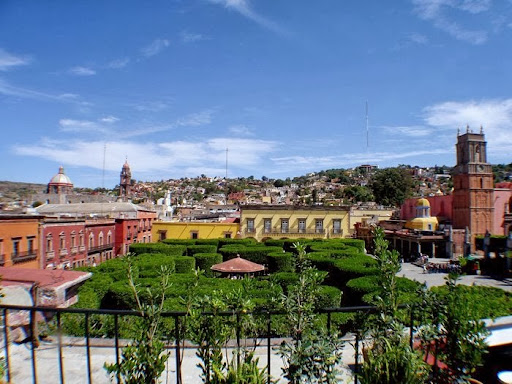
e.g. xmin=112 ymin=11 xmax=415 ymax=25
xmin=369 ymin=167 xmax=413 ymax=207
xmin=104 ymin=260 xmax=171 ymax=383
xmin=342 ymin=185 xmax=374 ymax=203
xmin=360 ymin=228 xmax=429 ymax=384
xmin=273 ymin=179 xmax=285 ymax=188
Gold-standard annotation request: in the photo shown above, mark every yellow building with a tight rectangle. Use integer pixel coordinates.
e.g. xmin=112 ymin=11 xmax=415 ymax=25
xmin=348 ymin=206 xmax=395 ymax=236
xmin=239 ymin=205 xmax=350 ymax=241
xmin=404 ymin=198 xmax=439 ymax=231
xmin=152 ymin=219 xmax=240 ymax=241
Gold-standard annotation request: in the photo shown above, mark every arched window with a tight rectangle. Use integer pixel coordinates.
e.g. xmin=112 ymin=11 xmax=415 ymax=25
xmin=99 ymin=232 xmax=104 ymax=246
xmin=107 ymin=231 xmax=112 ymax=245
xmin=89 ymin=234 xmax=94 ymax=248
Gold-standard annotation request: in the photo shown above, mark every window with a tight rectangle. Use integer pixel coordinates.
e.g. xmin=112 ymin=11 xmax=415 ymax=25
xmin=333 ymin=219 xmax=342 ymax=234
xmin=191 ymin=231 xmax=198 ymax=239
xmin=281 ymin=219 xmax=289 ymax=233
xmin=60 ymin=233 xmax=66 ymax=250
xmin=315 ymin=219 xmax=324 ymax=233
xmin=107 ymin=232 xmax=112 ymax=245
xmin=247 ymin=219 xmax=255 ymax=233
xmin=79 ymin=232 xmax=84 ymax=247
xmin=12 ymin=238 xmax=20 ymax=256
xmin=224 ymin=232 xmax=232 ymax=239
xmin=298 ymin=219 xmax=306 ymax=233
xmin=27 ymin=237 xmax=35 ymax=254
xmin=99 ymin=232 xmax=104 ymax=246
xmin=47 ymin=235 xmax=53 ymax=252
xmin=89 ymin=234 xmax=94 ymax=248
xmin=264 ymin=219 xmax=272 ymax=233
xmin=158 ymin=230 xmax=167 ymax=241
xmin=70 ymin=232 xmax=76 ymax=248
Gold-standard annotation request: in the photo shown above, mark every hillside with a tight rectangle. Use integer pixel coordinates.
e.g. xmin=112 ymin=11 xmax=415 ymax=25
xmin=0 ymin=181 xmax=46 ymax=202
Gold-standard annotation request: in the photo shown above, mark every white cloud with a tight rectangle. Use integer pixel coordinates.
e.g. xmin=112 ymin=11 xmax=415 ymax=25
xmin=69 ymin=66 xmax=96 ymax=76
xmin=180 ymin=31 xmax=205 ymax=43
xmin=0 ymin=48 xmax=31 ymax=71
xmin=412 ymin=0 xmax=489 ymax=44
xmin=134 ymin=100 xmax=171 ymax=112
xmin=13 ymin=137 xmax=277 ymax=176
xmin=0 ymin=78 xmax=90 ymax=106
xmin=408 ymin=33 xmax=429 ymax=44
xmin=100 ymin=116 xmax=119 ymax=124
xmin=229 ymin=124 xmax=253 ymax=136
xmin=176 ymin=109 xmax=215 ymax=127
xmin=382 ymin=125 xmax=433 ymax=137
xmin=107 ymin=57 xmax=130 ymax=69
xmin=207 ymin=0 xmax=287 ymax=35
xmin=59 ymin=119 xmax=100 ymax=132
xmin=141 ymin=39 xmax=170 ymax=57
xmin=421 ymin=98 xmax=512 ymax=155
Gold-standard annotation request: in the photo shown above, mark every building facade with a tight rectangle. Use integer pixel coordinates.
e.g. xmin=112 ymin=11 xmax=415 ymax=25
xmin=85 ymin=219 xmax=116 ymax=266
xmin=239 ymin=205 xmax=351 ymax=242
xmin=41 ymin=218 xmax=88 ymax=269
xmin=0 ymin=214 xmax=42 ymax=268
xmin=152 ymin=219 xmax=240 ymax=241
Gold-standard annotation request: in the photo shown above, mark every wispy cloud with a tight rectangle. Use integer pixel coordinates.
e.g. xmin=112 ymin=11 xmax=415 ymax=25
xmin=68 ymin=66 xmax=96 ymax=76
xmin=141 ymin=38 xmax=170 ymax=57
xmin=0 ymin=48 xmax=31 ymax=71
xmin=207 ymin=0 xmax=287 ymax=35
xmin=176 ymin=109 xmax=215 ymax=127
xmin=412 ymin=0 xmax=489 ymax=44
xmin=14 ymin=137 xmax=277 ymax=176
xmin=180 ymin=31 xmax=205 ymax=43
xmin=229 ymin=124 xmax=253 ymax=136
xmin=133 ymin=100 xmax=171 ymax=112
xmin=420 ymin=98 xmax=512 ymax=155
xmin=0 ymin=78 xmax=90 ymax=106
xmin=106 ymin=57 xmax=130 ymax=69
xmin=100 ymin=116 xmax=119 ymax=124
xmin=382 ymin=125 xmax=433 ymax=137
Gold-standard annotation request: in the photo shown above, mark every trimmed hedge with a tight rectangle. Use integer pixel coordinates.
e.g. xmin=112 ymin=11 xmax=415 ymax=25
xmin=218 ymin=238 xmax=257 ymax=247
xmin=130 ymin=243 xmax=186 ymax=256
xmin=266 ymin=252 xmax=294 ymax=273
xmin=317 ymin=285 xmax=343 ymax=309
xmin=173 ymin=256 xmax=196 ymax=273
xmin=161 ymin=239 xmax=196 ymax=246
xmin=194 ymin=253 xmax=223 ymax=277
xmin=187 ymin=244 xmax=217 ymax=256
xmin=194 ymin=239 xmax=220 ymax=247
xmin=272 ymin=272 xmax=299 ymax=292
xmin=219 ymin=246 xmax=282 ymax=264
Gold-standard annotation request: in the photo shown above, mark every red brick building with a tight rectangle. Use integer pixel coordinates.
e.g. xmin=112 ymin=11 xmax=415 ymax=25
xmin=42 ymin=218 xmax=87 ymax=269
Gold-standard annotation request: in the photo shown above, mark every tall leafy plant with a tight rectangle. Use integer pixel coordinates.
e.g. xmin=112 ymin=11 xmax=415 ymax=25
xmin=104 ymin=261 xmax=171 ymax=384
xmin=360 ymin=227 xmax=429 ymax=384
xmin=278 ymin=242 xmax=344 ymax=384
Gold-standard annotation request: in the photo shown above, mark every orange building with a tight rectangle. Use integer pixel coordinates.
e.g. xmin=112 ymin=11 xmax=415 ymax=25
xmin=0 ymin=214 xmax=43 ymax=269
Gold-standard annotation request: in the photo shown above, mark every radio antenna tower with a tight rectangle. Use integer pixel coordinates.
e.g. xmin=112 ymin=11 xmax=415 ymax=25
xmin=365 ymin=101 xmax=369 ymax=151
xmin=102 ymin=143 xmax=106 ymax=189
xmin=225 ymin=147 xmax=228 ymax=205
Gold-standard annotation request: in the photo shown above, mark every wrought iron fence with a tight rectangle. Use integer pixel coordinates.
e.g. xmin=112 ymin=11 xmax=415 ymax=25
xmin=0 ymin=303 xmax=415 ymax=384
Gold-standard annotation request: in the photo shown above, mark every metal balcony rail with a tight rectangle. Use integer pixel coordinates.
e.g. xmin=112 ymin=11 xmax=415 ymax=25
xmin=0 ymin=254 xmax=4 ymax=266
xmin=87 ymin=243 xmax=114 ymax=254
xmin=0 ymin=303 xmax=416 ymax=384
xmin=11 ymin=250 xmax=38 ymax=264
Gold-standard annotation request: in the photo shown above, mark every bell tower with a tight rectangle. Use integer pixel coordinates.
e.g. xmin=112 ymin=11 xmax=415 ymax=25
xmin=452 ymin=126 xmax=494 ymax=245
xmin=119 ymin=159 xmax=132 ymax=200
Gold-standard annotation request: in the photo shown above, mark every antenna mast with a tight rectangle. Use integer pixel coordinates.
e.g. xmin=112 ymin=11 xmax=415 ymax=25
xmin=102 ymin=143 xmax=106 ymax=189
xmin=366 ymin=101 xmax=369 ymax=151
xmin=225 ymin=148 xmax=228 ymax=205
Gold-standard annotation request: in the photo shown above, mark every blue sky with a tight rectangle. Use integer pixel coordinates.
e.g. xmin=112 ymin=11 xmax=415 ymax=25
xmin=1 ymin=0 xmax=511 ymax=188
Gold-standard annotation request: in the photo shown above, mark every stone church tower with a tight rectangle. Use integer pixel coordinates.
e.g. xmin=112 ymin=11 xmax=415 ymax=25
xmin=119 ymin=160 xmax=132 ymax=200
xmin=452 ymin=127 xmax=494 ymax=244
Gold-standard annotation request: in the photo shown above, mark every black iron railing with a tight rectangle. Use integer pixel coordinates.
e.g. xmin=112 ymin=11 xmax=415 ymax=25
xmin=87 ymin=243 xmax=114 ymax=254
xmin=0 ymin=303 xmax=416 ymax=384
xmin=11 ymin=250 xmax=37 ymax=264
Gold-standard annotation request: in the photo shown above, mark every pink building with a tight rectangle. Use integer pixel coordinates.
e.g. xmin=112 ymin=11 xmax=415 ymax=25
xmin=41 ymin=218 xmax=87 ymax=269
xmin=85 ymin=219 xmax=116 ymax=266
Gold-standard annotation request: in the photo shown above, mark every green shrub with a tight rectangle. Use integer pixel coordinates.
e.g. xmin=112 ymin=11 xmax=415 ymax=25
xmin=130 ymin=242 xmax=186 ymax=256
xmin=334 ymin=255 xmax=378 ymax=277
xmin=187 ymin=244 xmax=217 ymax=256
xmin=316 ymin=285 xmax=342 ymax=309
xmin=195 ymin=239 xmax=220 ymax=248
xmin=161 ymin=239 xmax=196 ymax=246
xmin=75 ymin=287 xmax=101 ymax=309
xmin=220 ymin=245 xmax=283 ymax=264
xmin=173 ymin=256 xmax=196 ymax=273
xmin=339 ymin=239 xmax=366 ymax=253
xmin=271 ymin=272 xmax=299 ymax=292
xmin=266 ymin=252 xmax=293 ymax=273
xmin=194 ymin=253 xmax=223 ymax=277
xmin=218 ymin=238 xmax=257 ymax=247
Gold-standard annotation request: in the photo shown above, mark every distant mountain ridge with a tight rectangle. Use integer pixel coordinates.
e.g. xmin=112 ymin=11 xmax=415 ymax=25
xmin=0 ymin=181 xmax=46 ymax=202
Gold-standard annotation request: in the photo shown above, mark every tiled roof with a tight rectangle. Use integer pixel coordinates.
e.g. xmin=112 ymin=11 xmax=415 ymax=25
xmin=211 ymin=256 xmax=264 ymax=273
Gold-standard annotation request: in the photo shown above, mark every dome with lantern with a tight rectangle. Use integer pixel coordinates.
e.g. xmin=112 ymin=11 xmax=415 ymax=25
xmin=47 ymin=166 xmax=74 ymax=194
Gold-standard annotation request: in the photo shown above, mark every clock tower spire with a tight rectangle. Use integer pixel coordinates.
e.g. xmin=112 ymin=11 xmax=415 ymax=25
xmin=452 ymin=127 xmax=494 ymax=248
